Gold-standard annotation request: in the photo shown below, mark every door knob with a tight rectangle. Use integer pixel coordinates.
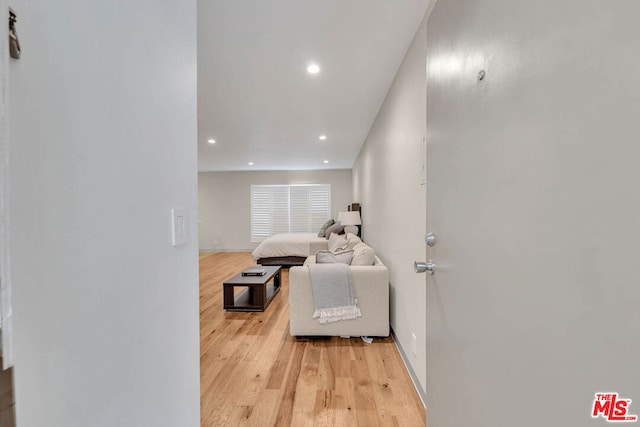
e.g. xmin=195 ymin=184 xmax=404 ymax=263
xmin=415 ymin=260 xmax=436 ymax=275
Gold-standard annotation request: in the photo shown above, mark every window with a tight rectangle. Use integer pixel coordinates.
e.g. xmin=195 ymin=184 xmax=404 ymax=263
xmin=251 ymin=184 xmax=331 ymax=242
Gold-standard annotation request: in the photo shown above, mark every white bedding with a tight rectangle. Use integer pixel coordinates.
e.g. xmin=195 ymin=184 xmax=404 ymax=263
xmin=252 ymin=233 xmax=329 ymax=261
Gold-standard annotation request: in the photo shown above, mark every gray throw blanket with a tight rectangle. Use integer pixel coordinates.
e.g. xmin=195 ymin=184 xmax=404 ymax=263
xmin=308 ymin=263 xmax=361 ymax=324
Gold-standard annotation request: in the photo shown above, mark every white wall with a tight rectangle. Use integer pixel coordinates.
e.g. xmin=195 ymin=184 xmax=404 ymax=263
xmin=352 ymin=14 xmax=428 ymax=396
xmin=199 ymin=170 xmax=352 ymax=251
xmin=9 ymin=2 xmax=200 ymax=426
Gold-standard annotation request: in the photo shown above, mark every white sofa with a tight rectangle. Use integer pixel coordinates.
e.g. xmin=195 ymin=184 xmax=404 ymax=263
xmin=289 ymin=255 xmax=389 ymax=337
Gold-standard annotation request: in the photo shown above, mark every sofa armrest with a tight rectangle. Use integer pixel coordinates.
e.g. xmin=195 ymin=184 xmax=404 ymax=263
xmin=289 ymin=260 xmax=389 ymax=337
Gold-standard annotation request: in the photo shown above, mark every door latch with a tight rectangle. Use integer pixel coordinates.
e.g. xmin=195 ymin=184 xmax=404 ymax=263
xmin=425 ymin=232 xmax=436 ymax=247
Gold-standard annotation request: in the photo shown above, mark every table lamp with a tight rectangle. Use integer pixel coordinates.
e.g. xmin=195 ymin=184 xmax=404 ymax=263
xmin=340 ymin=211 xmax=361 ymax=235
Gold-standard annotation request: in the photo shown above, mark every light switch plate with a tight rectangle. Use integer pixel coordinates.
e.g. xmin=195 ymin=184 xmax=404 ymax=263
xmin=171 ymin=208 xmax=188 ymax=246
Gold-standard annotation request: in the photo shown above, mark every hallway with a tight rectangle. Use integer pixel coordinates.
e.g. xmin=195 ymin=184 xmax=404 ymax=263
xmin=199 ymin=252 xmax=425 ymax=426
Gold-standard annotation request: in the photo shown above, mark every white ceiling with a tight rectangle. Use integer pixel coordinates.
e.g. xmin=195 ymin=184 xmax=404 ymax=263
xmin=197 ymin=1 xmax=430 ymax=172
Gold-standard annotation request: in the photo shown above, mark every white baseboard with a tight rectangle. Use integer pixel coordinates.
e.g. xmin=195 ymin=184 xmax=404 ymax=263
xmin=390 ymin=326 xmax=426 ymax=408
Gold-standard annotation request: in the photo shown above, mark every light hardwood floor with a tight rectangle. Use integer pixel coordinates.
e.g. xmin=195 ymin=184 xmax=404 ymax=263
xmin=0 ymin=358 xmax=15 ymax=427
xmin=200 ymin=252 xmax=426 ymax=427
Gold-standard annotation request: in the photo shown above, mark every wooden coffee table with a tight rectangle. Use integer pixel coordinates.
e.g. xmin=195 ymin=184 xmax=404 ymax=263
xmin=223 ymin=266 xmax=282 ymax=312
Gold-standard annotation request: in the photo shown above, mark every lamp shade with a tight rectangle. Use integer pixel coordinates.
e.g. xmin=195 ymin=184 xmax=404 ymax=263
xmin=340 ymin=211 xmax=361 ymax=226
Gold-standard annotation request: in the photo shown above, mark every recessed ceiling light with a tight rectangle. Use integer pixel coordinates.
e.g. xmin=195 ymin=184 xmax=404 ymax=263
xmin=318 ymin=135 xmax=327 ymax=140
xmin=248 ymin=162 xmax=254 ymax=166
xmin=208 ymin=138 xmax=216 ymax=144
xmin=307 ymin=63 xmax=320 ymax=74
xmin=323 ymin=160 xmax=329 ymax=164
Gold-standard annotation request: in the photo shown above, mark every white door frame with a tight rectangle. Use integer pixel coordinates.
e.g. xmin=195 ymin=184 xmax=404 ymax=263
xmin=0 ymin=1 xmax=14 ymax=369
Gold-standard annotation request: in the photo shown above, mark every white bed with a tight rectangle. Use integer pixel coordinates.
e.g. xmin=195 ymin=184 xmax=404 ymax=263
xmin=252 ymin=233 xmax=329 ymax=266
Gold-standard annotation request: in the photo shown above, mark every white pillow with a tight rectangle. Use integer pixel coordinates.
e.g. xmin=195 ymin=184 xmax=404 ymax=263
xmin=344 ymin=233 xmax=362 ymax=251
xmin=316 ymin=250 xmax=354 ymax=264
xmin=351 ymin=243 xmax=376 ymax=266
xmin=328 ymin=232 xmax=349 ymax=253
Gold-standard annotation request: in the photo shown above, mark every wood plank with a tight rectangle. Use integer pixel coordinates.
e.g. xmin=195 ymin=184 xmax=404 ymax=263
xmin=200 ymin=252 xmax=426 ymax=427
xmin=0 ymin=358 xmax=15 ymax=427
xmin=272 ymin=339 xmax=306 ymax=426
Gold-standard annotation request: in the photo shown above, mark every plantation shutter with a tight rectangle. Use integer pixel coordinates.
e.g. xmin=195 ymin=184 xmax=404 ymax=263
xmin=270 ymin=186 xmax=290 ymax=235
xmin=251 ymin=184 xmax=331 ymax=242
xmin=309 ymin=185 xmax=330 ymax=231
xmin=289 ymin=186 xmax=311 ymax=232
xmin=250 ymin=186 xmax=270 ymax=242
xmin=250 ymin=185 xmax=289 ymax=242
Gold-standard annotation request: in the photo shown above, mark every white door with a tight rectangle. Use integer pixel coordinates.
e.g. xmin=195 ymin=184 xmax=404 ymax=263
xmin=423 ymin=0 xmax=640 ymax=426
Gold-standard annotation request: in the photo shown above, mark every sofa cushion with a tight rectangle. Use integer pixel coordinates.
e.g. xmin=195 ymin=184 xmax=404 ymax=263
xmin=344 ymin=233 xmax=362 ymax=250
xmin=351 ymin=243 xmax=376 ymax=266
xmin=327 ymin=232 xmax=348 ymax=252
xmin=328 ymin=232 xmax=362 ymax=253
xmin=315 ymin=250 xmax=354 ymax=264
xmin=317 ymin=219 xmax=335 ymax=237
